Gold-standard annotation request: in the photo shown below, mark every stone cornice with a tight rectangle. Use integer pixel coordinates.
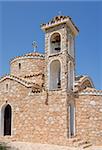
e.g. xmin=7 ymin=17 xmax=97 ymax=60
xmin=41 ymin=16 xmax=79 ymax=36
xmin=79 ymin=88 xmax=102 ymax=96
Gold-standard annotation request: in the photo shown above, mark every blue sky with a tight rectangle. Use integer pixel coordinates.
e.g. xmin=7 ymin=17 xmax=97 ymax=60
xmin=0 ymin=1 xmax=102 ymax=89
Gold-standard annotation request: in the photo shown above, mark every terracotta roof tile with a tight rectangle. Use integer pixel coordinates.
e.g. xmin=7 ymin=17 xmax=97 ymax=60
xmin=10 ymin=52 xmax=45 ymax=63
xmin=0 ymin=74 xmax=41 ymax=91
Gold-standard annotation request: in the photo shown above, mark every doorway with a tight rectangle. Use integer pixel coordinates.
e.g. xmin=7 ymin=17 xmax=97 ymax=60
xmin=4 ymin=104 xmax=12 ymax=136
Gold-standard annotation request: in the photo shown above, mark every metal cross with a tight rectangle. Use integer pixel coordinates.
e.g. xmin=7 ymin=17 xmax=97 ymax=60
xmin=58 ymin=11 xmax=62 ymax=16
xmin=32 ymin=41 xmax=37 ymax=52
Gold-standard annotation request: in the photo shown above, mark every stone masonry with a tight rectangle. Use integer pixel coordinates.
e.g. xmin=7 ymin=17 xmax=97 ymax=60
xmin=0 ymin=15 xmax=102 ymax=147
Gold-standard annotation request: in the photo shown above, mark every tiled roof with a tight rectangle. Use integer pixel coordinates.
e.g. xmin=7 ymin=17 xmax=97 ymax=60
xmin=75 ymin=76 xmax=102 ymax=95
xmin=24 ymin=52 xmax=45 ymax=57
xmin=10 ymin=52 xmax=45 ymax=63
xmin=82 ymin=87 xmax=102 ymax=93
xmin=75 ymin=75 xmax=94 ymax=86
xmin=74 ymin=75 xmax=94 ymax=92
xmin=75 ymin=75 xmax=84 ymax=81
xmin=24 ymin=72 xmax=43 ymax=78
xmin=0 ymin=74 xmax=41 ymax=91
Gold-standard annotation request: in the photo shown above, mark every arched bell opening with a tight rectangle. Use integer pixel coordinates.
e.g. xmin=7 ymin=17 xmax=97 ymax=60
xmin=50 ymin=33 xmax=61 ymax=54
xmin=49 ymin=60 xmax=61 ymax=90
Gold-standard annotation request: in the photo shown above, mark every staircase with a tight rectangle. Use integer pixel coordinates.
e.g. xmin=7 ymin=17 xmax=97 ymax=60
xmin=68 ymin=136 xmax=92 ymax=149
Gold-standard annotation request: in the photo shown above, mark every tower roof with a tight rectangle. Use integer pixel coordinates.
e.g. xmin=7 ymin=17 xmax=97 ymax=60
xmin=41 ymin=15 xmax=79 ymax=36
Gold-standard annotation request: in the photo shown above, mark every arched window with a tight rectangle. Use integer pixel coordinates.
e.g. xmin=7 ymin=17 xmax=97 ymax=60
xmin=0 ymin=104 xmax=12 ymax=136
xmin=49 ymin=60 xmax=61 ymax=90
xmin=50 ymin=33 xmax=61 ymax=54
xmin=69 ymin=103 xmax=75 ymax=137
xmin=68 ymin=62 xmax=74 ymax=90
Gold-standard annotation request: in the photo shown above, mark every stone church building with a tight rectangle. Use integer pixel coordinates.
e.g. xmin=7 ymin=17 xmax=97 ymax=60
xmin=0 ymin=15 xmax=102 ymax=147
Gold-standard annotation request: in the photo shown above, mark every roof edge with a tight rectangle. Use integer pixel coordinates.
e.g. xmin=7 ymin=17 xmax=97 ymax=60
xmin=10 ymin=52 xmax=45 ymax=64
xmin=0 ymin=74 xmax=40 ymax=89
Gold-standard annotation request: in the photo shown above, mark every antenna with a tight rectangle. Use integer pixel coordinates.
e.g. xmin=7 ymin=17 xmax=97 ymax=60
xmin=32 ymin=41 xmax=37 ymax=52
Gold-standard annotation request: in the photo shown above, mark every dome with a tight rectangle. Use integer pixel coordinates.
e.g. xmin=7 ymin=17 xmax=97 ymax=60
xmin=10 ymin=52 xmax=45 ymax=78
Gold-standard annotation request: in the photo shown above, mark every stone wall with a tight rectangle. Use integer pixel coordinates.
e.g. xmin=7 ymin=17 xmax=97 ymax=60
xmin=24 ymin=73 xmax=44 ymax=87
xmin=10 ymin=57 xmax=45 ymax=78
xmin=0 ymin=78 xmax=102 ymax=146
xmin=75 ymin=94 xmax=102 ymax=146
xmin=0 ymin=15 xmax=102 ymax=147
xmin=0 ymin=78 xmax=69 ymax=146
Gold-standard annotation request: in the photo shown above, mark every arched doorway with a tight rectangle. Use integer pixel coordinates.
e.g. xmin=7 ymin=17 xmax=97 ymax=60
xmin=4 ymin=104 xmax=12 ymax=136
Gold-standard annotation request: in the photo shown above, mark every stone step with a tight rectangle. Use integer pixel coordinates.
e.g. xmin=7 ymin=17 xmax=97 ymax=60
xmin=68 ymin=137 xmax=92 ymax=149
xmin=82 ymin=143 xmax=92 ymax=149
xmin=6 ymin=146 xmax=19 ymax=150
xmin=6 ymin=146 xmax=12 ymax=150
xmin=74 ymin=140 xmax=86 ymax=147
xmin=69 ymin=137 xmax=81 ymax=143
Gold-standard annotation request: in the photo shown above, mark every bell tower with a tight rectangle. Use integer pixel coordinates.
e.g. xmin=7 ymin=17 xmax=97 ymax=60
xmin=41 ymin=15 xmax=79 ymax=91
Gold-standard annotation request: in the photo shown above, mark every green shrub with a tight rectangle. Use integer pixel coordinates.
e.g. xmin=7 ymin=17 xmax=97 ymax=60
xmin=0 ymin=144 xmax=7 ymax=150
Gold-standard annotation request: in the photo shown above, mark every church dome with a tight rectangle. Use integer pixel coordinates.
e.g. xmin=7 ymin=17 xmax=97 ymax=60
xmin=10 ymin=52 xmax=45 ymax=78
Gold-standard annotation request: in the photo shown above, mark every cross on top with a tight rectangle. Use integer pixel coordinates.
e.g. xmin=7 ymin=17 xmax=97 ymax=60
xmin=58 ymin=11 xmax=62 ymax=16
xmin=32 ymin=41 xmax=37 ymax=52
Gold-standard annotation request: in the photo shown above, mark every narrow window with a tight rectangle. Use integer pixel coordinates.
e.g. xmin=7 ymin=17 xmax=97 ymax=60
xmin=57 ymin=70 xmax=61 ymax=88
xmin=19 ymin=63 xmax=21 ymax=70
xmin=68 ymin=62 xmax=74 ymax=90
xmin=69 ymin=103 xmax=75 ymax=137
xmin=6 ymin=84 xmax=8 ymax=91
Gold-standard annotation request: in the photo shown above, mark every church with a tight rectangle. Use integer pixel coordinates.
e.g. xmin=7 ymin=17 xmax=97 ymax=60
xmin=0 ymin=15 xmax=102 ymax=148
